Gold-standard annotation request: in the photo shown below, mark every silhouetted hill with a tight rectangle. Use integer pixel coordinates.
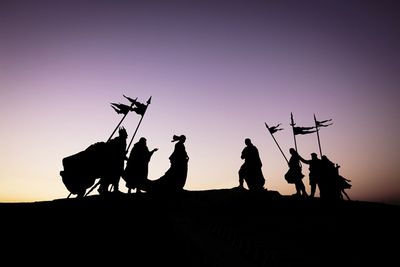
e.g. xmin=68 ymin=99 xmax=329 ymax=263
xmin=1 ymin=189 xmax=399 ymax=266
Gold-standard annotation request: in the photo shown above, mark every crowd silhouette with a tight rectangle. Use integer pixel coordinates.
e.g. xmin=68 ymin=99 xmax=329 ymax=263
xmin=60 ymin=129 xmax=351 ymax=201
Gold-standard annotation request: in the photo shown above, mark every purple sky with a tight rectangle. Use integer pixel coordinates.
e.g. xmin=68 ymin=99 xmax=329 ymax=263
xmin=1 ymin=0 xmax=399 ymax=204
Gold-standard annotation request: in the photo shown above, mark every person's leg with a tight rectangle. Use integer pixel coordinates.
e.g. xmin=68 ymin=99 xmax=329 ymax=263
xmin=300 ymin=180 xmax=308 ymax=196
xmin=310 ymin=181 xmax=316 ymax=197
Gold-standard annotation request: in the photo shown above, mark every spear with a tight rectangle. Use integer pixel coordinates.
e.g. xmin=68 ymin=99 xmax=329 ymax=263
xmin=84 ymin=95 xmax=141 ymax=197
xmin=126 ymin=96 xmax=152 ymax=153
xmin=313 ymin=114 xmax=333 ymax=158
xmin=265 ymin=122 xmax=288 ymax=164
xmin=107 ymin=97 xmax=137 ymax=142
xmin=314 ymin=114 xmax=323 ymax=158
xmin=290 ymin=112 xmax=298 ymax=152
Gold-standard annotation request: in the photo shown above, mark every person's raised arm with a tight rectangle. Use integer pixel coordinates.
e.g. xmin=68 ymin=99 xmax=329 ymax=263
xmin=299 ymin=154 xmax=311 ymax=165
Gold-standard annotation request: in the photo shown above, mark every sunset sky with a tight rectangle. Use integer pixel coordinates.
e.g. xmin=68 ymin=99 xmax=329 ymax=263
xmin=1 ymin=0 xmax=399 ymax=204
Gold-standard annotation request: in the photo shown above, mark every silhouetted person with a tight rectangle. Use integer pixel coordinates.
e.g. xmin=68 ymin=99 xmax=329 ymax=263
xmin=60 ymin=127 xmax=128 ymax=198
xmin=319 ymin=155 xmax=344 ymax=200
xmin=318 ymin=155 xmax=352 ymax=201
xmin=299 ymin=152 xmax=321 ymax=198
xmin=97 ymin=127 xmax=128 ymax=194
xmin=335 ymin=163 xmax=352 ymax=200
xmin=123 ymin=137 xmax=158 ymax=194
xmin=285 ymin=148 xmax=307 ymax=197
xmin=146 ymin=134 xmax=189 ymax=193
xmin=238 ymin=138 xmax=265 ymax=191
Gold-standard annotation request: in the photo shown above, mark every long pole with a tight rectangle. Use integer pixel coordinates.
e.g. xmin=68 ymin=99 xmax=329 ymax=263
xmin=265 ymin=123 xmax=288 ymax=164
xmin=290 ymin=112 xmax=298 ymax=152
xmin=85 ymin=96 xmax=143 ymax=196
xmin=126 ymin=96 xmax=152 ymax=153
xmin=107 ymin=101 xmax=135 ymax=142
xmin=314 ymin=114 xmax=323 ymax=158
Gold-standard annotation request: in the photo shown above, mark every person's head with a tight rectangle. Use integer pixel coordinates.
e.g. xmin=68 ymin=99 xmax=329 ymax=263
xmin=118 ymin=127 xmax=128 ymax=139
xmin=311 ymin=152 xmax=318 ymax=159
xmin=172 ymin=134 xmax=186 ymax=143
xmin=139 ymin=137 xmax=147 ymax=144
xmin=245 ymin=138 xmax=252 ymax=146
xmin=289 ymin=148 xmax=297 ymax=155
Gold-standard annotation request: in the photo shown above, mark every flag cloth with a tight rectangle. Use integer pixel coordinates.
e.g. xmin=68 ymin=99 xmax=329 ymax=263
xmin=316 ymin=119 xmax=333 ymax=128
xmin=123 ymin=95 xmax=138 ymax=105
xmin=293 ymin=126 xmax=317 ymax=135
xmin=265 ymin=122 xmax=283 ymax=134
xmin=111 ymin=103 xmax=134 ymax=115
xmin=133 ymin=101 xmax=147 ymax=116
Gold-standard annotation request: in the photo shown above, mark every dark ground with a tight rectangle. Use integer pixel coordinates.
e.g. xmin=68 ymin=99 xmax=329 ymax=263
xmin=1 ymin=188 xmax=399 ymax=266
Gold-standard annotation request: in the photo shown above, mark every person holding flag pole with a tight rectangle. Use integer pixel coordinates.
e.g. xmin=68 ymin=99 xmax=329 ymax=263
xmin=286 ymin=113 xmax=318 ymax=197
xmin=285 ymin=148 xmax=308 ymax=197
xmin=84 ymin=95 xmax=152 ymax=197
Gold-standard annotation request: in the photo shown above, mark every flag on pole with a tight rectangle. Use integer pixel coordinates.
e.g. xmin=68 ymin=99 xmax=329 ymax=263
xmin=316 ymin=118 xmax=333 ymax=128
xmin=291 ymin=113 xmax=317 ymax=135
xmin=123 ymin=94 xmax=138 ymax=105
xmin=293 ymin=126 xmax=317 ymax=135
xmin=314 ymin=114 xmax=332 ymax=157
xmin=265 ymin=123 xmax=283 ymax=134
xmin=126 ymin=96 xmax=152 ymax=152
xmin=132 ymin=101 xmax=147 ymax=116
xmin=110 ymin=103 xmax=134 ymax=115
xmin=123 ymin=94 xmax=149 ymax=116
xmin=265 ymin=122 xmax=288 ymax=164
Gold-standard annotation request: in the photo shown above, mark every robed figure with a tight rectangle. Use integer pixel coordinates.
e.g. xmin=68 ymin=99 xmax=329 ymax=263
xmin=285 ymin=148 xmax=307 ymax=197
xmin=60 ymin=127 xmax=128 ymax=197
xmin=238 ymin=138 xmax=265 ymax=191
xmin=146 ymin=134 xmax=189 ymax=193
xmin=123 ymin=137 xmax=158 ymax=193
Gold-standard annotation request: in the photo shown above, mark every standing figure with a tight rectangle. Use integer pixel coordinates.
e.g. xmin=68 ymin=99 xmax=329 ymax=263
xmin=285 ymin=148 xmax=307 ymax=197
xmin=299 ymin=152 xmax=322 ymax=198
xmin=147 ymin=134 xmax=189 ymax=193
xmin=123 ymin=137 xmax=158 ymax=194
xmin=238 ymin=138 xmax=265 ymax=191
xmin=319 ymin=155 xmax=341 ymax=200
xmin=335 ymin=164 xmax=352 ymax=200
xmin=97 ymin=127 xmax=128 ymax=194
xmin=319 ymin=156 xmax=351 ymax=201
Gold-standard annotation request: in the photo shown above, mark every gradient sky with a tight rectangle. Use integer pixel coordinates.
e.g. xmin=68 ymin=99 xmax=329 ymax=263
xmin=1 ymin=0 xmax=399 ymax=204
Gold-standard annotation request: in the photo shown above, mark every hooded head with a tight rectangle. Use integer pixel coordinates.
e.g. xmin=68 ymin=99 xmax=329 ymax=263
xmin=118 ymin=127 xmax=128 ymax=139
xmin=172 ymin=134 xmax=186 ymax=142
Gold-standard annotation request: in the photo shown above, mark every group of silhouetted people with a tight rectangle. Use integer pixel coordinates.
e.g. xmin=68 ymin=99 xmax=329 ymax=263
xmin=61 ymin=131 xmax=350 ymax=201
xmin=284 ymin=147 xmax=351 ymax=200
xmin=238 ymin=138 xmax=351 ymax=201
xmin=119 ymin=133 xmax=189 ymax=195
xmin=60 ymin=128 xmax=189 ymax=197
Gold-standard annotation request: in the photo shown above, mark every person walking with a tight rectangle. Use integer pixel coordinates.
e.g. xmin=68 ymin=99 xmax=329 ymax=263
xmin=285 ymin=148 xmax=307 ymax=197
